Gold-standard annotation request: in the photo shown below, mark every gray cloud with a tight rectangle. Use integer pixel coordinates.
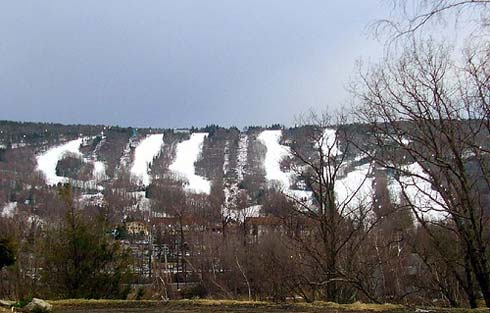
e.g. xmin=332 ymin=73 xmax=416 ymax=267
xmin=0 ymin=1 xmax=387 ymax=128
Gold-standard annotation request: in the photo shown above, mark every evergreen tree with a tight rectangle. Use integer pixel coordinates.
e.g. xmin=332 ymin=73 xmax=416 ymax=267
xmin=41 ymin=184 xmax=132 ymax=299
xmin=0 ymin=237 xmax=16 ymax=270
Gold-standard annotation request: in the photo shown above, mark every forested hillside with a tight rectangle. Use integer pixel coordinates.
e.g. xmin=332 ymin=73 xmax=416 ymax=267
xmin=1 ymin=116 xmax=489 ymax=307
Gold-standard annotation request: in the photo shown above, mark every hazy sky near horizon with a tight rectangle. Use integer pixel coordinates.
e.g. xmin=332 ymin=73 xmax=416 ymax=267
xmin=0 ymin=1 xmax=390 ymax=128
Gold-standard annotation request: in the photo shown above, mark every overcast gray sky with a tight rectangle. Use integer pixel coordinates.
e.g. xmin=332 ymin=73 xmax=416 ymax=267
xmin=0 ymin=1 xmax=389 ymax=128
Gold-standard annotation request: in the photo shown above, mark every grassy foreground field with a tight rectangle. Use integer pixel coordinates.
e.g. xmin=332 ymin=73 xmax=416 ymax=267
xmin=47 ymin=299 xmax=489 ymax=313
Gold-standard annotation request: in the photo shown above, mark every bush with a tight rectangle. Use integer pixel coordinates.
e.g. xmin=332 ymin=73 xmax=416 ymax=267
xmin=180 ymin=284 xmax=208 ymax=299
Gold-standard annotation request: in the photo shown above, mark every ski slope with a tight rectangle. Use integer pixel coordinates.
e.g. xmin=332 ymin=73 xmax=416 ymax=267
xmin=325 ymin=135 xmax=446 ymax=221
xmin=169 ymin=133 xmax=211 ymax=194
xmin=389 ymin=163 xmax=448 ymax=221
xmin=36 ymin=138 xmax=84 ymax=185
xmin=258 ymin=130 xmax=291 ymax=190
xmin=258 ymin=129 xmax=377 ymax=216
xmin=91 ymin=133 xmax=108 ymax=182
xmin=335 ymin=163 xmax=374 ymax=217
xmin=130 ymin=134 xmax=164 ymax=186
xmin=319 ymin=129 xmax=375 ymax=216
xmin=258 ymin=129 xmax=315 ymax=207
xmin=236 ymin=134 xmax=248 ymax=182
xmin=222 ymin=134 xmax=249 ymax=215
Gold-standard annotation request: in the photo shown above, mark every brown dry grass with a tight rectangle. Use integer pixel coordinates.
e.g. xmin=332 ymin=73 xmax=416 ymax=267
xmin=48 ymin=299 xmax=490 ymax=313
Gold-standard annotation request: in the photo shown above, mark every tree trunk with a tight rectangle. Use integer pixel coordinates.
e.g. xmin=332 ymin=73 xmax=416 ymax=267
xmin=463 ymin=254 xmax=477 ymax=309
xmin=466 ymin=240 xmax=490 ymax=307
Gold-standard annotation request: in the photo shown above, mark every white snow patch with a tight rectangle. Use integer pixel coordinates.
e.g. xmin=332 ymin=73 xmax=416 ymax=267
xmin=130 ymin=134 xmax=164 ymax=186
xmin=90 ymin=134 xmax=108 ymax=182
xmin=223 ymin=140 xmax=230 ymax=175
xmin=258 ymin=130 xmax=291 ymax=190
xmin=79 ymin=193 xmax=105 ymax=207
xmin=129 ymin=191 xmax=152 ymax=212
xmin=320 ymin=128 xmax=376 ymax=217
xmin=169 ymin=133 xmax=211 ymax=194
xmin=27 ymin=215 xmax=44 ymax=225
xmin=36 ymin=138 xmax=83 ymax=185
xmin=389 ymin=163 xmax=448 ymax=221
xmin=258 ymin=129 xmax=377 ymax=217
xmin=236 ymin=134 xmax=248 ymax=182
xmin=335 ymin=163 xmax=374 ymax=217
xmin=401 ymin=138 xmax=411 ymax=146
xmin=1 ymin=202 xmax=17 ymax=218
xmin=93 ymin=161 xmax=107 ymax=180
xmin=37 ymin=137 xmax=108 ymax=187
xmin=223 ymin=205 xmax=262 ymax=223
xmin=11 ymin=142 xmax=27 ymax=149
xmin=320 ymin=128 xmax=340 ymax=156
xmin=222 ymin=140 xmax=235 ymax=208
xmin=222 ymin=134 xmax=249 ymax=211
xmin=258 ymin=130 xmax=314 ymax=206
xmin=119 ymin=136 xmax=139 ymax=169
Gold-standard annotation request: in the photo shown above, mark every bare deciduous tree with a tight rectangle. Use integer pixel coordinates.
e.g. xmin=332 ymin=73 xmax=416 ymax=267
xmin=354 ymin=39 xmax=490 ymax=307
xmin=284 ymin=112 xmax=384 ymax=302
xmin=374 ymin=0 xmax=490 ymax=42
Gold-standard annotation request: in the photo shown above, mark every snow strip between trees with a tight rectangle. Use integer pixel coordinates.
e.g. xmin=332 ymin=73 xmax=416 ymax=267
xmin=130 ymin=134 xmax=164 ymax=186
xmin=36 ymin=138 xmax=84 ymax=185
xmin=169 ymin=133 xmax=211 ymax=194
